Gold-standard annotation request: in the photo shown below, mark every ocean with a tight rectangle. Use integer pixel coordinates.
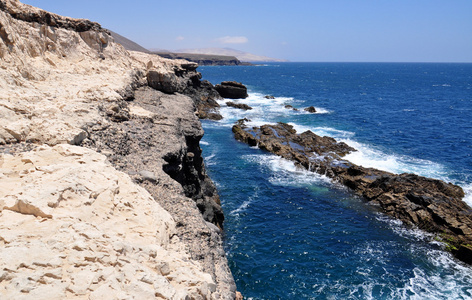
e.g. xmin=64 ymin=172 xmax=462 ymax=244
xmin=198 ymin=63 xmax=472 ymax=299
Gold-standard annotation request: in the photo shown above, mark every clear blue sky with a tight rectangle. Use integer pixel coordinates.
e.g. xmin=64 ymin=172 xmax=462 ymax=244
xmin=21 ymin=0 xmax=472 ymax=62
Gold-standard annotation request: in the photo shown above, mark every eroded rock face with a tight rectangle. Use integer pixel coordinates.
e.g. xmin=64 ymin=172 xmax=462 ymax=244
xmin=233 ymin=120 xmax=472 ymax=264
xmin=0 ymin=0 xmax=144 ymax=146
xmin=0 ymin=144 xmax=217 ymax=299
xmin=184 ymin=80 xmax=223 ymax=120
xmin=82 ymin=87 xmax=234 ymax=298
xmin=215 ymin=81 xmax=248 ymax=99
xmin=131 ymin=51 xmax=223 ymax=120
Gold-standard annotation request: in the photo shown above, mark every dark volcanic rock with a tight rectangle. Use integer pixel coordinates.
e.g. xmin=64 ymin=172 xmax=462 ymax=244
xmin=215 ymin=81 xmax=248 ymax=99
xmin=264 ymin=95 xmax=275 ymax=99
xmin=226 ymin=101 xmax=253 ymax=110
xmin=232 ymin=120 xmax=472 ymax=264
xmin=304 ymin=106 xmax=317 ymax=113
xmin=184 ymin=80 xmax=223 ymax=120
xmin=285 ymin=105 xmax=299 ymax=111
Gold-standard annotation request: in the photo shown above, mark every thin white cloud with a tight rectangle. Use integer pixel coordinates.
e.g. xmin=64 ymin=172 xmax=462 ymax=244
xmin=175 ymin=36 xmax=185 ymax=41
xmin=216 ymin=36 xmax=249 ymax=44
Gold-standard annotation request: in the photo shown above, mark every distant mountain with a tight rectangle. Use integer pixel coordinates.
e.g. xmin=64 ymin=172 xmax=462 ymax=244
xmin=175 ymin=48 xmax=288 ymax=63
xmin=109 ymin=30 xmax=150 ymax=53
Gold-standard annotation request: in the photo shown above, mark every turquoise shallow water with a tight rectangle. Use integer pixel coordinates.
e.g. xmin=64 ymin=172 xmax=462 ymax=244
xmin=199 ymin=63 xmax=472 ymax=299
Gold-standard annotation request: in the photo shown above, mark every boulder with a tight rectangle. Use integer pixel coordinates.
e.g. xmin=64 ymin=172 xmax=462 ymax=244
xmin=304 ymin=106 xmax=317 ymax=113
xmin=285 ymin=105 xmax=299 ymax=111
xmin=215 ymin=81 xmax=248 ymax=99
xmin=264 ymin=95 xmax=275 ymax=99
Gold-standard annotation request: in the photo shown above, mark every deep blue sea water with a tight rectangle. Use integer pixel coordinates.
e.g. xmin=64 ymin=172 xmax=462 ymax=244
xmin=199 ymin=63 xmax=472 ymax=299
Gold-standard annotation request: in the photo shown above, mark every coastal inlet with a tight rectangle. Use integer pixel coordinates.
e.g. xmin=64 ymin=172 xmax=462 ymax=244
xmin=199 ymin=62 xmax=472 ymax=299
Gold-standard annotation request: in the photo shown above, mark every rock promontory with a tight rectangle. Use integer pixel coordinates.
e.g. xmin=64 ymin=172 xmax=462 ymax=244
xmin=0 ymin=0 xmax=235 ymax=298
xmin=232 ymin=120 xmax=472 ymax=264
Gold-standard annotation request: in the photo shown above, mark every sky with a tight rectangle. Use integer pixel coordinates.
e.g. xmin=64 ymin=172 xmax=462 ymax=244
xmin=21 ymin=0 xmax=472 ymax=62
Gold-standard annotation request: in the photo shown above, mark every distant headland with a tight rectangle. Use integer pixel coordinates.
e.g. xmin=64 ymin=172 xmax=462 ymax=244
xmin=109 ymin=31 xmax=286 ymax=66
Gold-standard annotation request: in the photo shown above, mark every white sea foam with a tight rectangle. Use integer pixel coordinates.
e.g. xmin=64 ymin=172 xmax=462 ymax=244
xmin=341 ymin=139 xmax=449 ymax=180
xmin=200 ymin=141 xmax=210 ymax=146
xmin=399 ymin=252 xmax=472 ymax=299
xmin=300 ymin=107 xmax=332 ymax=114
xmin=352 ymin=214 xmax=472 ymax=299
xmin=230 ymin=199 xmax=253 ymax=216
xmin=204 ymin=153 xmax=216 ymax=166
xmin=288 ymin=123 xmax=355 ymax=139
xmin=242 ymin=154 xmax=332 ymax=188
xmin=462 ymin=183 xmax=472 ymax=207
xmin=230 ymin=188 xmax=258 ymax=216
xmin=216 ymin=92 xmax=333 ymax=127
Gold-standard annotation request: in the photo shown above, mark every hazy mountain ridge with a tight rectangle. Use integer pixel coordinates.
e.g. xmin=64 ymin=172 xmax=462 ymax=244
xmin=175 ymin=47 xmax=288 ymax=62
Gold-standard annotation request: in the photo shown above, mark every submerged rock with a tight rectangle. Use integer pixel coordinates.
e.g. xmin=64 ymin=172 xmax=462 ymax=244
xmin=232 ymin=120 xmax=472 ymax=265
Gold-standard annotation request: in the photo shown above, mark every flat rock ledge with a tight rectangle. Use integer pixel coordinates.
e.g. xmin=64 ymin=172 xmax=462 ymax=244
xmin=233 ymin=120 xmax=472 ymax=264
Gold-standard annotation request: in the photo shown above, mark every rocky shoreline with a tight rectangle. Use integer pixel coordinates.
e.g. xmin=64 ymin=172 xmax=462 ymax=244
xmin=233 ymin=120 xmax=472 ymax=264
xmin=0 ymin=0 xmax=238 ymax=298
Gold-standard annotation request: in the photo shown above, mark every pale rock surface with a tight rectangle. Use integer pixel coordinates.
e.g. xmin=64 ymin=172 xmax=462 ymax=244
xmin=0 ymin=0 xmax=236 ymax=298
xmin=0 ymin=144 xmax=215 ymax=299
xmin=0 ymin=0 xmax=194 ymax=146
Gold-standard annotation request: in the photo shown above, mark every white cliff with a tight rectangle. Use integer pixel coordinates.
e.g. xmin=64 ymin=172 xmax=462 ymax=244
xmin=0 ymin=0 xmax=236 ymax=298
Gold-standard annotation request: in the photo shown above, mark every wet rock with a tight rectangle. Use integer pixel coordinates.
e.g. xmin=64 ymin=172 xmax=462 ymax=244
xmin=215 ymin=81 xmax=248 ymax=99
xmin=226 ymin=101 xmax=253 ymax=110
xmin=264 ymin=95 xmax=275 ymax=99
xmin=285 ymin=105 xmax=299 ymax=111
xmin=304 ymin=106 xmax=317 ymax=113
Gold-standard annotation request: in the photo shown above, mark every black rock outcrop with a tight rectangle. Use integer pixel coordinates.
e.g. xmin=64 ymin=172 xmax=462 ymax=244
xmin=215 ymin=81 xmax=248 ymax=99
xmin=304 ymin=106 xmax=317 ymax=113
